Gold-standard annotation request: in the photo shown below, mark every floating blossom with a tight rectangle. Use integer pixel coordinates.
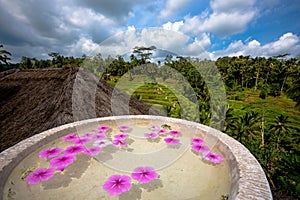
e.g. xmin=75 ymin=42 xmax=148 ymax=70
xmin=93 ymin=134 xmax=106 ymax=140
xmin=117 ymin=126 xmax=131 ymax=132
xmin=64 ymin=145 xmax=84 ymax=155
xmin=157 ymin=129 xmax=168 ymax=135
xmin=93 ymin=139 xmax=112 ymax=148
xmin=113 ymin=139 xmax=127 ymax=147
xmin=131 ymin=166 xmax=158 ymax=184
xmin=148 ymin=125 xmax=160 ymax=131
xmin=102 ymin=175 xmax=132 ymax=196
xmin=50 ymin=154 xmax=76 ymax=168
xmin=191 ymin=138 xmax=204 ymax=144
xmin=144 ymin=132 xmax=158 ymax=139
xmin=62 ymin=133 xmax=77 ymax=142
xmin=39 ymin=147 xmax=63 ymax=159
xmin=203 ymin=152 xmax=224 ymax=164
xmin=83 ymin=147 xmax=102 ymax=156
xmin=114 ymin=134 xmax=128 ymax=140
xmin=164 ymin=137 xmax=180 ymax=145
xmin=83 ymin=132 xmax=94 ymax=139
xmin=98 ymin=126 xmax=110 ymax=132
xmin=74 ymin=137 xmax=92 ymax=145
xmin=169 ymin=130 xmax=182 ymax=137
xmin=25 ymin=168 xmax=55 ymax=184
xmin=192 ymin=143 xmax=210 ymax=153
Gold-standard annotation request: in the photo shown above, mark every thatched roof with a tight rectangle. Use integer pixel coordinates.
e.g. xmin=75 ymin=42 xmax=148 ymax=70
xmin=0 ymin=67 xmax=160 ymax=152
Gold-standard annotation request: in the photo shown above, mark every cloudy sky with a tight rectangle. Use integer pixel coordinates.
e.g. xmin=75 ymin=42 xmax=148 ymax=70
xmin=0 ymin=0 xmax=300 ymax=62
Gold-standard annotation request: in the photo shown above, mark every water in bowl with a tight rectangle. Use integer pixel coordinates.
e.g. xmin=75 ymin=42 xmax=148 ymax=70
xmin=3 ymin=122 xmax=231 ymax=200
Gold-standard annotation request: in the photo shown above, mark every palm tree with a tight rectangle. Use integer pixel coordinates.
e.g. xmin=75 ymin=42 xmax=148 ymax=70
xmin=269 ymin=114 xmax=291 ymax=150
xmin=0 ymin=45 xmax=12 ymax=71
xmin=231 ymin=110 xmax=260 ymax=143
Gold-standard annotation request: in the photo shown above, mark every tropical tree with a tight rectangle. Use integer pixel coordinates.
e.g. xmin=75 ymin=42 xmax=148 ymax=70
xmin=230 ymin=110 xmax=260 ymax=143
xmin=269 ymin=114 xmax=291 ymax=150
xmin=0 ymin=45 xmax=12 ymax=71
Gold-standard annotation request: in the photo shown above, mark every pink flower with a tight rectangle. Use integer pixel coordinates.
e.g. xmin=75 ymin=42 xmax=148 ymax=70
xmin=191 ymin=138 xmax=204 ymax=144
xmin=93 ymin=134 xmax=106 ymax=140
xmin=39 ymin=147 xmax=63 ymax=158
xmin=131 ymin=166 xmax=158 ymax=184
xmin=102 ymin=175 xmax=132 ymax=196
xmin=148 ymin=125 xmax=160 ymax=131
xmin=74 ymin=137 xmax=92 ymax=145
xmin=25 ymin=168 xmax=55 ymax=184
xmin=98 ymin=126 xmax=110 ymax=132
xmin=93 ymin=139 xmax=112 ymax=148
xmin=114 ymin=134 xmax=128 ymax=140
xmin=64 ymin=145 xmax=84 ymax=155
xmin=164 ymin=137 xmax=180 ymax=145
xmin=203 ymin=152 xmax=224 ymax=164
xmin=83 ymin=132 xmax=94 ymax=139
xmin=192 ymin=143 xmax=210 ymax=153
xmin=157 ymin=129 xmax=168 ymax=135
xmin=169 ymin=130 xmax=182 ymax=136
xmin=83 ymin=147 xmax=102 ymax=156
xmin=117 ymin=126 xmax=131 ymax=132
xmin=113 ymin=139 xmax=127 ymax=147
xmin=144 ymin=132 xmax=158 ymax=139
xmin=62 ymin=133 xmax=77 ymax=142
xmin=50 ymin=154 xmax=76 ymax=168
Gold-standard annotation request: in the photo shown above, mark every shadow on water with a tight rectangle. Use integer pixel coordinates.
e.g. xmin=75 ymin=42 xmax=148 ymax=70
xmin=146 ymin=137 xmax=161 ymax=143
xmin=93 ymin=145 xmax=118 ymax=162
xmin=167 ymin=143 xmax=181 ymax=149
xmin=42 ymin=154 xmax=91 ymax=190
xmin=119 ymin=179 xmax=164 ymax=200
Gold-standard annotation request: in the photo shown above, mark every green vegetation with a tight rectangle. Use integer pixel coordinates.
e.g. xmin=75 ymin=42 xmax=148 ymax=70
xmin=3 ymin=45 xmax=300 ymax=199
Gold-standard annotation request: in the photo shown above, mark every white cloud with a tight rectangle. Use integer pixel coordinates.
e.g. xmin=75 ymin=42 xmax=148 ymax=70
xmin=162 ymin=0 xmax=257 ymax=37
xmin=159 ymin=0 xmax=191 ymax=19
xmin=162 ymin=21 xmax=184 ymax=32
xmin=200 ymin=11 xmax=256 ymax=36
xmin=210 ymin=0 xmax=256 ymax=13
xmin=211 ymin=32 xmax=300 ymax=59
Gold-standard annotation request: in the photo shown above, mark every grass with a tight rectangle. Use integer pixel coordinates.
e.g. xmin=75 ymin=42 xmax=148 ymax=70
xmin=107 ymin=75 xmax=300 ymax=130
xmin=227 ymin=89 xmax=300 ymax=129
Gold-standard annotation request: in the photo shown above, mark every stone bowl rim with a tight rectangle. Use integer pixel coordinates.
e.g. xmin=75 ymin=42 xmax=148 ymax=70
xmin=0 ymin=115 xmax=272 ymax=200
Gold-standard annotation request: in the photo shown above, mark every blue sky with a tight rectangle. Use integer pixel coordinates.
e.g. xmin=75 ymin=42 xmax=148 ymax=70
xmin=0 ymin=0 xmax=299 ymax=62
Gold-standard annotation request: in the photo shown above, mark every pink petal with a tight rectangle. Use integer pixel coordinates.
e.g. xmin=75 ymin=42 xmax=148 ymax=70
xmin=102 ymin=175 xmax=132 ymax=196
xmin=50 ymin=154 xmax=76 ymax=168
xmin=191 ymin=138 xmax=204 ymax=144
xmin=74 ymin=137 xmax=92 ymax=145
xmin=164 ymin=137 xmax=180 ymax=144
xmin=144 ymin=133 xmax=158 ymax=139
xmin=39 ymin=147 xmax=63 ymax=158
xmin=113 ymin=139 xmax=127 ymax=147
xmin=203 ymin=152 xmax=224 ymax=164
xmin=93 ymin=134 xmax=106 ymax=140
xmin=98 ymin=126 xmax=110 ymax=131
xmin=157 ymin=129 xmax=168 ymax=135
xmin=83 ymin=147 xmax=102 ymax=155
xmin=117 ymin=126 xmax=131 ymax=132
xmin=25 ymin=168 xmax=55 ymax=184
xmin=64 ymin=145 xmax=84 ymax=154
xmin=131 ymin=166 xmax=158 ymax=184
xmin=169 ymin=130 xmax=182 ymax=136
xmin=114 ymin=134 xmax=128 ymax=140
xmin=148 ymin=125 xmax=160 ymax=131
xmin=62 ymin=133 xmax=77 ymax=142
xmin=192 ymin=143 xmax=210 ymax=153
